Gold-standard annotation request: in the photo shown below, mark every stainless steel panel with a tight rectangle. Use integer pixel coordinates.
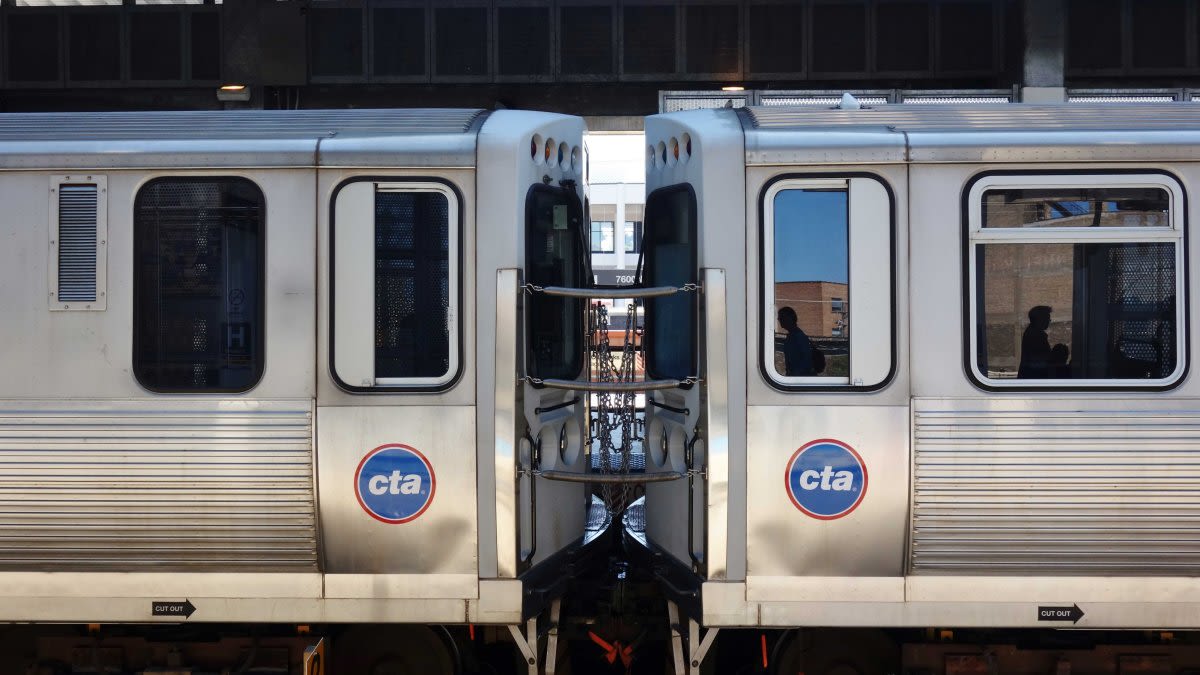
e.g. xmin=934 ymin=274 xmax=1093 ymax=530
xmin=703 ymin=268 xmax=729 ymax=580
xmin=740 ymin=104 xmax=1200 ymax=164
xmin=0 ymin=109 xmax=484 ymax=169
xmin=744 ymin=103 xmax=1200 ymax=132
xmin=0 ymin=400 xmax=315 ymax=571
xmin=912 ymin=398 xmax=1200 ymax=575
xmin=494 ymin=269 xmax=520 ymax=578
xmin=315 ymin=405 xmax=477 ymax=581
xmin=746 ymin=405 xmax=909 ymax=577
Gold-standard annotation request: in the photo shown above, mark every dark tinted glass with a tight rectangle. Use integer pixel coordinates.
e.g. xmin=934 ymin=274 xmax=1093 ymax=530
xmin=748 ymin=4 xmax=804 ymax=73
xmin=69 ymin=12 xmax=121 ymax=81
xmin=686 ymin=4 xmax=739 ymax=74
xmin=191 ymin=11 xmax=221 ymax=81
xmin=375 ymin=191 xmax=451 ymax=379
xmin=1067 ymin=0 xmax=1121 ymax=69
xmin=435 ymin=7 xmax=488 ymax=76
xmin=983 ymin=188 xmax=1170 ymax=228
xmin=623 ymin=5 xmax=676 ymax=74
xmin=812 ymin=2 xmax=866 ymax=73
xmin=134 ymin=179 xmax=265 ymax=392
xmin=130 ymin=12 xmax=182 ymax=80
xmin=1132 ymin=0 xmax=1186 ymax=69
xmin=876 ymin=1 xmax=929 ymax=72
xmin=939 ymin=1 xmax=994 ymax=72
xmin=526 ymin=185 xmax=587 ymax=380
xmin=8 ymin=13 xmax=60 ymax=82
xmin=561 ymin=6 xmax=613 ymax=75
xmin=373 ymin=7 xmax=425 ymax=76
xmin=644 ymin=187 xmax=697 ymax=381
xmin=310 ymin=8 xmax=363 ymax=77
xmin=977 ymin=243 xmax=1177 ymax=380
xmin=499 ymin=7 xmax=550 ymax=75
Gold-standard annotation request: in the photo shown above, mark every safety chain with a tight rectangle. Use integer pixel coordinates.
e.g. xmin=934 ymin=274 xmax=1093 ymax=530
xmin=593 ymin=301 xmax=641 ymax=514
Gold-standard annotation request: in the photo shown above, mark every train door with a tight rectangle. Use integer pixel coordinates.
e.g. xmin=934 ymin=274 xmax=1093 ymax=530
xmin=641 ymin=184 xmax=707 ymax=568
xmin=319 ymin=175 xmax=480 ymax=591
xmin=517 ymin=180 xmax=592 ymax=569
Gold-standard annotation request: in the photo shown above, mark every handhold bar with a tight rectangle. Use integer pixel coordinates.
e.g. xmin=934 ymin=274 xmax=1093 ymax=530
xmin=525 ymin=376 xmax=698 ymax=392
xmin=522 ymin=283 xmax=700 ymax=299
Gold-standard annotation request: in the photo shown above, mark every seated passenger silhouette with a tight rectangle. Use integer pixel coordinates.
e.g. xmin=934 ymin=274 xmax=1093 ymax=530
xmin=778 ymin=306 xmax=822 ymax=376
xmin=1018 ymin=305 xmax=1069 ymax=378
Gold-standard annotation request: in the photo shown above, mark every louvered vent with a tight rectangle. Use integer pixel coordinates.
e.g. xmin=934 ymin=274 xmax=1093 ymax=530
xmin=57 ymin=185 xmax=98 ymax=302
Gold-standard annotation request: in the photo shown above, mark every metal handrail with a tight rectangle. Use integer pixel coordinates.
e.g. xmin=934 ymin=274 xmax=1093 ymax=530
xmin=537 ymin=470 xmax=687 ymax=484
xmin=526 ymin=376 xmax=698 ymax=392
xmin=522 ymin=283 xmax=700 ymax=299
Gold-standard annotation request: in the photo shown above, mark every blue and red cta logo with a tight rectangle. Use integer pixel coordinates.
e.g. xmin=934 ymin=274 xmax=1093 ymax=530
xmin=354 ymin=444 xmax=436 ymax=524
xmin=784 ymin=439 xmax=867 ymax=520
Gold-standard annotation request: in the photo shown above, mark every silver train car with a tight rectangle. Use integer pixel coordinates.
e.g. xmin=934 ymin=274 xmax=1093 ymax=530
xmin=637 ymin=103 xmax=1200 ymax=673
xmin=0 ymin=109 xmax=594 ymax=673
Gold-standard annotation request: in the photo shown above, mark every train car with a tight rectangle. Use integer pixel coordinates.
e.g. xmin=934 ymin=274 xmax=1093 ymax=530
xmin=637 ymin=103 xmax=1200 ymax=674
xmin=0 ymin=108 xmax=594 ymax=674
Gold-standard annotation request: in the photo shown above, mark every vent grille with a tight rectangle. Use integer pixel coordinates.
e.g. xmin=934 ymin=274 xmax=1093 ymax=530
xmin=912 ymin=403 xmax=1200 ymax=575
xmin=0 ymin=401 xmax=316 ymax=571
xmin=57 ymin=184 xmax=98 ymax=303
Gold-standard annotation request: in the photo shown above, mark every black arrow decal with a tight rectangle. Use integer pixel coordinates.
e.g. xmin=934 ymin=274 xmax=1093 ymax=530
xmin=152 ymin=599 xmax=196 ymax=619
xmin=1037 ymin=604 xmax=1084 ymax=624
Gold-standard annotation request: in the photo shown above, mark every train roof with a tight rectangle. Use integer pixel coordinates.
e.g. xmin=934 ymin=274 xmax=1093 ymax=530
xmin=0 ymin=108 xmax=490 ymax=170
xmin=731 ymin=103 xmax=1200 ymax=164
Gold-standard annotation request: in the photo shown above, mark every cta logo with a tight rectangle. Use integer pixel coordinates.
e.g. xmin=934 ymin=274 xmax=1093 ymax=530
xmin=784 ymin=439 xmax=867 ymax=520
xmin=354 ymin=444 xmax=436 ymax=524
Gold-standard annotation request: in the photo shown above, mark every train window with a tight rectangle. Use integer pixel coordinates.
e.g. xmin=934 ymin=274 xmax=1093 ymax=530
xmin=967 ymin=174 xmax=1185 ymax=388
xmin=762 ymin=176 xmax=893 ymax=390
xmin=526 ymin=183 xmax=587 ymax=381
xmin=133 ymin=177 xmax=265 ymax=393
xmin=591 ymin=220 xmax=615 ymax=253
xmin=331 ymin=180 xmax=460 ymax=390
xmin=49 ymin=175 xmax=107 ymax=311
xmin=644 ymin=185 xmax=698 ymax=381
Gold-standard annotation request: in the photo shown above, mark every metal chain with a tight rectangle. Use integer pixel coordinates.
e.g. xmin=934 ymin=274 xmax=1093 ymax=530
xmin=593 ymin=301 xmax=641 ymax=514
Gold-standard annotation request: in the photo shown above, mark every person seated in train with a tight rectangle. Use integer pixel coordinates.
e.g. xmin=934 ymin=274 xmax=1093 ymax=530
xmin=1018 ymin=305 xmax=1069 ymax=378
xmin=778 ymin=306 xmax=824 ymax=376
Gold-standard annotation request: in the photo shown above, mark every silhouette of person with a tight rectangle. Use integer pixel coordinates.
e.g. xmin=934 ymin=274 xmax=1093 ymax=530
xmin=1019 ymin=305 xmax=1068 ymax=378
xmin=778 ymin=306 xmax=818 ymax=376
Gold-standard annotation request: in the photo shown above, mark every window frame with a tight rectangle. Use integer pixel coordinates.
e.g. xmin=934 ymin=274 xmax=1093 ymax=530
xmin=759 ymin=172 xmax=897 ymax=393
xmin=624 ymin=219 xmax=643 ymax=254
xmin=590 ymin=219 xmax=615 ymax=253
xmin=963 ymin=170 xmax=1189 ymax=392
xmin=328 ymin=176 xmax=464 ymax=393
xmin=49 ymin=174 xmax=107 ymax=311
xmin=132 ymin=175 xmax=266 ymax=394
xmin=524 ymin=181 xmax=589 ymax=381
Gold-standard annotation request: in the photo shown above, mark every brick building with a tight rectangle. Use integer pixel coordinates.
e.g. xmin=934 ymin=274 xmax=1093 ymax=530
xmin=774 ymin=281 xmax=848 ymax=339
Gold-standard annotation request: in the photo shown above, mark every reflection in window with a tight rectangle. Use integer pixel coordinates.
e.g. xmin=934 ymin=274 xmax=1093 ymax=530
xmin=976 ymin=243 xmax=1177 ymax=380
xmin=134 ymin=178 xmax=263 ymax=392
xmin=591 ymin=220 xmax=614 ymax=253
xmin=644 ymin=187 xmax=696 ymax=381
xmin=771 ymin=188 xmax=848 ymax=379
xmin=624 ymin=220 xmax=643 ymax=253
xmin=527 ymin=185 xmax=586 ymax=380
xmin=973 ymin=181 xmax=1182 ymax=385
xmin=983 ymin=187 xmax=1169 ymax=228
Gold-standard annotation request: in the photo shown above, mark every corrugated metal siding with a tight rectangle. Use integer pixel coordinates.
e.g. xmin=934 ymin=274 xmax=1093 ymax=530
xmin=743 ymin=103 xmax=1200 ymax=132
xmin=0 ymin=108 xmax=486 ymax=141
xmin=0 ymin=401 xmax=316 ymax=571
xmin=912 ymin=405 xmax=1200 ymax=575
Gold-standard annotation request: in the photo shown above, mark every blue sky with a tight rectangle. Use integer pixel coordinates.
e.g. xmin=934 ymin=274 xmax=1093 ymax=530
xmin=774 ymin=189 xmax=848 ymax=283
